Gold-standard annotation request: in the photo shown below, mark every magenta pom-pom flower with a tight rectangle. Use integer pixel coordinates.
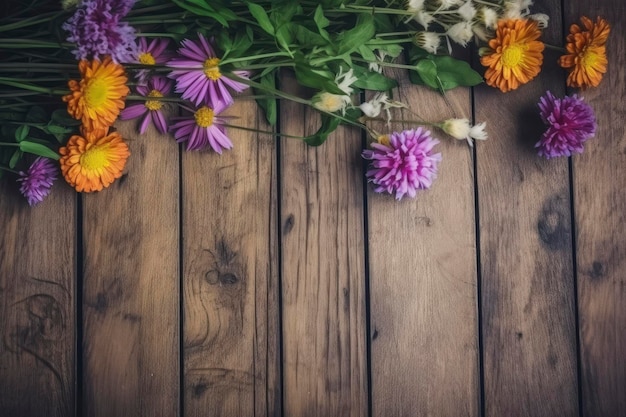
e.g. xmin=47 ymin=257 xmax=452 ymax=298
xmin=362 ymin=128 xmax=442 ymax=200
xmin=167 ymin=34 xmax=250 ymax=112
xmin=120 ymin=76 xmax=173 ymax=134
xmin=536 ymin=91 xmax=597 ymax=159
xmin=17 ymin=157 xmax=58 ymax=206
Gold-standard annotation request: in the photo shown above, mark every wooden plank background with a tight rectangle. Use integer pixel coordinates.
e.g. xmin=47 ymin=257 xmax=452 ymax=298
xmin=1 ymin=0 xmax=625 ymax=416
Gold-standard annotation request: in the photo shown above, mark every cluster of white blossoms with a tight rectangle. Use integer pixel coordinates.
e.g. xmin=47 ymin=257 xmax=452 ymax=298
xmin=405 ymin=0 xmax=549 ymax=53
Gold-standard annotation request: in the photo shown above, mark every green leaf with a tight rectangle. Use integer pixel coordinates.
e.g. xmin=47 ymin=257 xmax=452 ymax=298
xmin=255 ymin=71 xmax=277 ymax=126
xmin=247 ymin=2 xmax=274 ymax=35
xmin=414 ymin=59 xmax=439 ymax=90
xmin=165 ymin=23 xmax=188 ymax=34
xmin=358 ymin=44 xmax=376 ymax=62
xmin=295 ymin=25 xmax=328 ymax=47
xmin=275 ymin=24 xmax=294 ymax=55
xmin=15 ymin=125 xmax=29 ymax=142
xmin=293 ymin=62 xmax=344 ymax=95
xmin=9 ymin=149 xmax=22 ymax=169
xmin=430 ymin=56 xmax=483 ymax=89
xmin=313 ymin=5 xmax=331 ymax=41
xmin=304 ymin=114 xmax=341 ymax=146
xmin=25 ymin=106 xmax=47 ymax=123
xmin=19 ymin=141 xmax=59 ymax=160
xmin=51 ymin=109 xmax=81 ymax=126
xmin=336 ymin=13 xmax=376 ymax=55
xmin=351 ymin=66 xmax=397 ymax=91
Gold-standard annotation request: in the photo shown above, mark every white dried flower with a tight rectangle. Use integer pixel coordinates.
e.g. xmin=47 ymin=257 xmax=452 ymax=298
xmin=414 ymin=10 xmax=434 ymax=28
xmin=406 ymin=0 xmax=425 ymax=13
xmin=369 ymin=50 xmax=388 ymax=73
xmin=414 ymin=31 xmax=441 ymax=54
xmin=335 ymin=68 xmax=357 ymax=95
xmin=441 ymin=118 xmax=488 ymax=146
xmin=457 ymin=1 xmax=477 ymax=22
xmin=312 ymin=92 xmax=352 ymax=114
xmin=480 ymin=7 xmax=498 ymax=29
xmin=438 ymin=0 xmax=463 ymax=10
xmin=528 ymin=13 xmax=549 ymax=29
xmin=446 ymin=22 xmax=474 ymax=46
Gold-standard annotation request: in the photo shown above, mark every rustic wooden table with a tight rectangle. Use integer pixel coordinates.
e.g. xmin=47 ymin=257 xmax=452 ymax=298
xmin=1 ymin=1 xmax=624 ymax=416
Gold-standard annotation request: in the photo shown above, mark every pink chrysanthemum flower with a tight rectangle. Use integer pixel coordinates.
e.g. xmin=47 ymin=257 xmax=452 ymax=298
xmin=135 ymin=38 xmax=171 ymax=85
xmin=362 ymin=128 xmax=442 ymax=200
xmin=536 ymin=91 xmax=597 ymax=159
xmin=170 ymin=105 xmax=232 ymax=153
xmin=62 ymin=0 xmax=138 ymax=63
xmin=17 ymin=157 xmax=58 ymax=206
xmin=120 ymin=76 xmax=173 ymax=134
xmin=167 ymin=34 xmax=250 ymax=112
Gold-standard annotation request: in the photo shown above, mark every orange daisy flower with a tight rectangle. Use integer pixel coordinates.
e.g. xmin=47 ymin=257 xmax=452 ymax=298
xmin=480 ymin=19 xmax=545 ymax=93
xmin=559 ymin=16 xmax=611 ymax=89
xmin=63 ymin=56 xmax=129 ymax=130
xmin=59 ymin=127 xmax=130 ymax=193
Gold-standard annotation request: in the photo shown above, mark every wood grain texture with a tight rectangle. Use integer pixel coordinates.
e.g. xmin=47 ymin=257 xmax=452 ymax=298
xmin=567 ymin=1 xmax=626 ymax=416
xmin=367 ymin=67 xmax=479 ymax=417
xmin=280 ymin=77 xmax=368 ymax=417
xmin=0 ymin=183 xmax=75 ymax=417
xmin=181 ymin=98 xmax=280 ymax=417
xmin=475 ymin=1 xmax=579 ymax=415
xmin=81 ymin=120 xmax=180 ymax=417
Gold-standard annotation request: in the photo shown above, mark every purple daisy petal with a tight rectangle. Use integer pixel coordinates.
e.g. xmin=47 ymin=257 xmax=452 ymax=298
xmin=120 ymin=103 xmax=147 ymax=120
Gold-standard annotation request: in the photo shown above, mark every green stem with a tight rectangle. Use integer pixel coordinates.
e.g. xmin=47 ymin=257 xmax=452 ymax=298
xmin=221 ymin=51 xmax=294 ymax=65
xmin=544 ymin=43 xmax=566 ymax=53
xmin=0 ymin=142 xmax=20 ymax=147
xmin=0 ymin=78 xmax=69 ymax=96
xmin=0 ymin=166 xmax=19 ymax=174
xmin=223 ymin=123 xmax=307 ymax=140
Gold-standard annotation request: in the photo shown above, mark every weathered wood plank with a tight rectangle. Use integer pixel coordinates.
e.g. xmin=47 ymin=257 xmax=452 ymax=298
xmin=81 ymin=120 xmax=180 ymax=417
xmin=367 ymin=68 xmax=479 ymax=416
xmin=475 ymin=2 xmax=579 ymax=415
xmin=280 ymin=77 xmax=368 ymax=417
xmin=0 ymin=183 xmax=75 ymax=417
xmin=567 ymin=1 xmax=626 ymax=416
xmin=181 ymin=99 xmax=280 ymax=417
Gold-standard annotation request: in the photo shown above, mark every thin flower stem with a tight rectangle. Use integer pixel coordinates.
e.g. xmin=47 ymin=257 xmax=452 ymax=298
xmin=0 ymin=142 xmax=20 ymax=147
xmin=544 ymin=43 xmax=567 ymax=53
xmin=221 ymin=52 xmax=294 ymax=65
xmin=0 ymin=11 xmax=65 ymax=32
xmin=0 ymin=166 xmax=19 ymax=174
xmin=326 ymin=6 xmax=413 ymax=16
xmin=223 ymin=123 xmax=307 ymax=140
xmin=0 ymin=78 xmax=68 ymax=96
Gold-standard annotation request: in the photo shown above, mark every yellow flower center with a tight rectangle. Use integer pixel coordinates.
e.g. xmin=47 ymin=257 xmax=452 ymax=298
xmin=84 ymin=78 xmax=108 ymax=109
xmin=80 ymin=144 xmax=110 ymax=171
xmin=377 ymin=135 xmax=390 ymax=146
xmin=145 ymin=89 xmax=164 ymax=111
xmin=581 ymin=48 xmax=600 ymax=71
xmin=194 ymin=106 xmax=214 ymax=128
xmin=138 ymin=52 xmax=156 ymax=65
xmin=203 ymin=58 xmax=222 ymax=80
xmin=501 ymin=43 xmax=525 ymax=68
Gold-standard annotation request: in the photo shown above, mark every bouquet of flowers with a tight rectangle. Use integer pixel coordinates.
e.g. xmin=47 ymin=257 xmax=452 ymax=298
xmin=0 ymin=0 xmax=611 ymax=204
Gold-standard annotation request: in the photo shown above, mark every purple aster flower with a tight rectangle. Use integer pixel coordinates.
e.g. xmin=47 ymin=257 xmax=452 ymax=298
xmin=170 ymin=105 xmax=232 ymax=153
xmin=63 ymin=0 xmax=138 ymax=64
xmin=362 ymin=128 xmax=442 ymax=200
xmin=120 ymin=76 xmax=173 ymax=134
xmin=536 ymin=91 xmax=597 ymax=159
xmin=17 ymin=157 xmax=58 ymax=206
xmin=135 ymin=38 xmax=172 ymax=85
xmin=167 ymin=34 xmax=250 ymax=112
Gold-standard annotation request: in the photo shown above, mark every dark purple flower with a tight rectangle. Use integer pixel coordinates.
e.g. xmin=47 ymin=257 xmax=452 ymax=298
xmin=362 ymin=128 xmax=442 ymax=200
xmin=120 ymin=76 xmax=173 ymax=134
xmin=167 ymin=34 xmax=250 ymax=111
xmin=17 ymin=157 xmax=58 ymax=206
xmin=536 ymin=91 xmax=597 ymax=159
xmin=63 ymin=0 xmax=138 ymax=63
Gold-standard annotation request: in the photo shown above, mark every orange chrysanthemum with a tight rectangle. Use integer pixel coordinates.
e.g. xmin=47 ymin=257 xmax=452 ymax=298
xmin=63 ymin=56 xmax=129 ymax=130
xmin=480 ymin=19 xmax=545 ymax=93
xmin=59 ymin=127 xmax=130 ymax=193
xmin=559 ymin=16 xmax=611 ymax=89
